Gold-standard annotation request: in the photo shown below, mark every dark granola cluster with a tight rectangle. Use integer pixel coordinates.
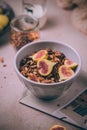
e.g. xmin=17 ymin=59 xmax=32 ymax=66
xmin=19 ymin=48 xmax=66 ymax=83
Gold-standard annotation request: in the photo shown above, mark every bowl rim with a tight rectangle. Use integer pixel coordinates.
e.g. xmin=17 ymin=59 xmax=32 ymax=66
xmin=14 ymin=40 xmax=81 ymax=86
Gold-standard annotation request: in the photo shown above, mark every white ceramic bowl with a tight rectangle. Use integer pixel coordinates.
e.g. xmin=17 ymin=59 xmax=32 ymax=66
xmin=14 ymin=40 xmax=81 ymax=100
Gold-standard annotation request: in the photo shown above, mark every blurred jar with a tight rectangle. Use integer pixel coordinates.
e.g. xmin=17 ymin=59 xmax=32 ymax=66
xmin=22 ymin=0 xmax=47 ymax=29
xmin=11 ymin=15 xmax=40 ymax=50
xmin=10 ymin=15 xmax=39 ymax=50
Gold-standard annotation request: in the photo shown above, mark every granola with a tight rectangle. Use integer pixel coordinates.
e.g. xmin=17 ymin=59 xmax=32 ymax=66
xmin=19 ymin=48 xmax=78 ymax=83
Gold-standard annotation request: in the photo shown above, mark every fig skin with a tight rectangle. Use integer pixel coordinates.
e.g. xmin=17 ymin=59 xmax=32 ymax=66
xmin=31 ymin=50 xmax=48 ymax=61
xmin=28 ymin=73 xmax=39 ymax=82
xmin=50 ymin=124 xmax=66 ymax=130
xmin=64 ymin=58 xmax=78 ymax=69
xmin=37 ymin=59 xmax=56 ymax=76
xmin=58 ymin=65 xmax=74 ymax=81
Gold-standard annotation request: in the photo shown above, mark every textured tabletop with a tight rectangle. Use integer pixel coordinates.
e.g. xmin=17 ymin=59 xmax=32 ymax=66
xmin=0 ymin=0 xmax=87 ymax=130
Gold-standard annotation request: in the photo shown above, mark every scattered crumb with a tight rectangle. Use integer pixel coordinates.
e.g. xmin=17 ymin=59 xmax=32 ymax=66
xmin=0 ymin=57 xmax=4 ymax=63
xmin=37 ymin=126 xmax=41 ymax=130
xmin=75 ymin=89 xmax=78 ymax=92
xmin=84 ymin=119 xmax=87 ymax=124
xmin=57 ymin=104 xmax=60 ymax=107
xmin=3 ymin=64 xmax=7 ymax=67
xmin=4 ymin=76 xmax=6 ymax=79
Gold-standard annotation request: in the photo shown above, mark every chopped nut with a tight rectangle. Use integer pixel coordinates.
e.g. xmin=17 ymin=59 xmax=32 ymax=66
xmin=0 ymin=57 xmax=4 ymax=63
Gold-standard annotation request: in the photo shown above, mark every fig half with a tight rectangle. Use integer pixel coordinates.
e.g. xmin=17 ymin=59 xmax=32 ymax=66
xmin=37 ymin=59 xmax=56 ymax=76
xmin=31 ymin=50 xmax=48 ymax=61
xmin=58 ymin=65 xmax=74 ymax=81
xmin=50 ymin=125 xmax=66 ymax=130
xmin=64 ymin=59 xmax=78 ymax=69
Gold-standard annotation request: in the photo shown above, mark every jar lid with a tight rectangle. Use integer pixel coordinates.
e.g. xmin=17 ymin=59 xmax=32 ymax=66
xmin=10 ymin=14 xmax=39 ymax=32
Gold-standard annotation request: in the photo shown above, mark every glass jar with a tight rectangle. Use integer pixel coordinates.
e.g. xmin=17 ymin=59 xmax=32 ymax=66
xmin=10 ymin=15 xmax=39 ymax=50
xmin=22 ymin=0 xmax=47 ymax=29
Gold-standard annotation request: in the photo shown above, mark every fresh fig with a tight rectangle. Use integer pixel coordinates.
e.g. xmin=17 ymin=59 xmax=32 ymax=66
xmin=58 ymin=65 xmax=74 ymax=81
xmin=28 ymin=73 xmax=39 ymax=82
xmin=37 ymin=59 xmax=56 ymax=76
xmin=50 ymin=125 xmax=66 ymax=130
xmin=31 ymin=50 xmax=48 ymax=61
xmin=64 ymin=59 xmax=78 ymax=69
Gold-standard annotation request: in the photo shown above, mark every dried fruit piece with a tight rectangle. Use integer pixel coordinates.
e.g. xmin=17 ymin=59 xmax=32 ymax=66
xmin=31 ymin=50 xmax=48 ymax=61
xmin=64 ymin=59 xmax=78 ymax=69
xmin=58 ymin=65 xmax=74 ymax=81
xmin=37 ymin=59 xmax=56 ymax=76
xmin=28 ymin=73 xmax=39 ymax=82
xmin=50 ymin=124 xmax=66 ymax=130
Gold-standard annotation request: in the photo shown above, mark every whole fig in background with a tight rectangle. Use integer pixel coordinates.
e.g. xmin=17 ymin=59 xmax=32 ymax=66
xmin=64 ymin=59 xmax=78 ymax=69
xmin=0 ymin=14 xmax=9 ymax=31
xmin=31 ymin=50 xmax=48 ymax=61
xmin=58 ymin=65 xmax=74 ymax=81
xmin=50 ymin=124 xmax=66 ymax=130
xmin=37 ymin=59 xmax=56 ymax=76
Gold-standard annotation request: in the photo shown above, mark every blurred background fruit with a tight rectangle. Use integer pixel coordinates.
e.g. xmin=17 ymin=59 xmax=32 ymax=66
xmin=0 ymin=14 xmax=9 ymax=25
xmin=0 ymin=14 xmax=9 ymax=31
xmin=0 ymin=7 xmax=3 ymax=14
xmin=0 ymin=0 xmax=15 ymax=36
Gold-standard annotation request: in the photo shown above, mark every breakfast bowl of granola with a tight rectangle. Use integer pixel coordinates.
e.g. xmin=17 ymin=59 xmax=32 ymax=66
xmin=14 ymin=40 xmax=81 ymax=100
